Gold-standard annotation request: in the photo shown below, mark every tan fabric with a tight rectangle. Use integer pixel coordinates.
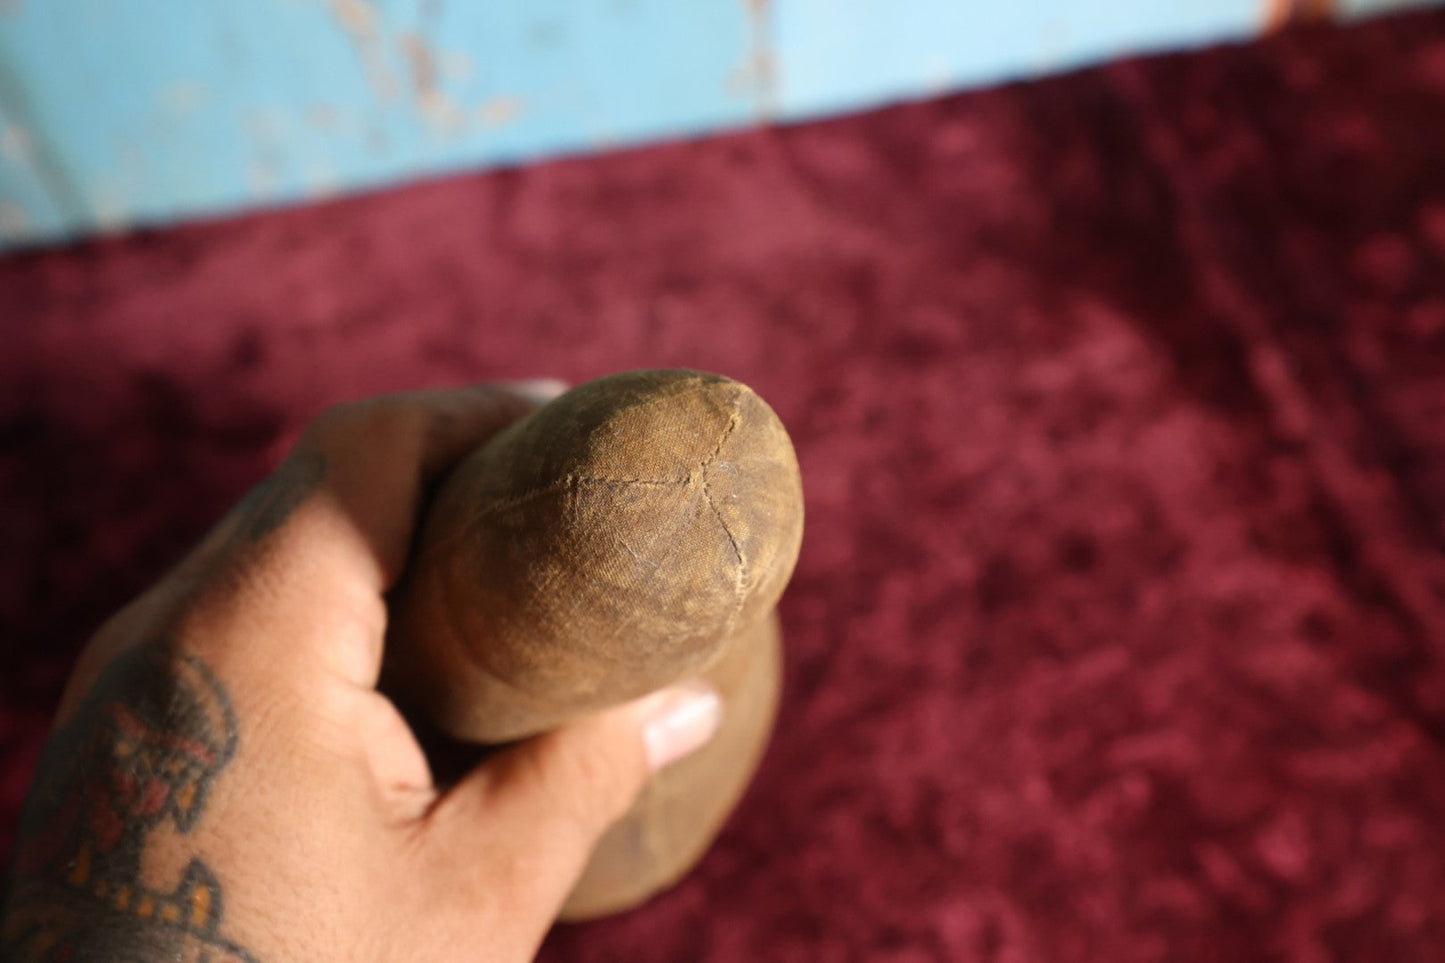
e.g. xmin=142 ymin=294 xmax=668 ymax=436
xmin=387 ymin=369 xmax=804 ymax=916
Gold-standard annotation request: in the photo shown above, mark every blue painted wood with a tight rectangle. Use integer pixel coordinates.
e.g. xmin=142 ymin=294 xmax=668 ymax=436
xmin=0 ymin=0 xmax=1440 ymax=248
xmin=773 ymin=0 xmax=1261 ymax=118
xmin=0 ymin=0 xmax=761 ymax=246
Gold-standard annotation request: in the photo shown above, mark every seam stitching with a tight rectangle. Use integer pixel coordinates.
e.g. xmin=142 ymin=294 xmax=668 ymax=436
xmin=700 ymin=398 xmax=747 ymax=636
xmin=419 ymin=473 xmax=691 ymax=565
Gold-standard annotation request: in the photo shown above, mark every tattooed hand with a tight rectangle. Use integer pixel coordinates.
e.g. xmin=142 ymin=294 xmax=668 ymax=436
xmin=1 ymin=384 xmax=722 ymax=963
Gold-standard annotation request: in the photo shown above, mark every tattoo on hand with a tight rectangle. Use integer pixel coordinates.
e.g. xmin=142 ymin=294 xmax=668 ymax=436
xmin=228 ymin=450 xmax=328 ymax=546
xmin=2 ymin=449 xmax=328 ymax=959
xmin=2 ymin=645 xmax=258 ymax=962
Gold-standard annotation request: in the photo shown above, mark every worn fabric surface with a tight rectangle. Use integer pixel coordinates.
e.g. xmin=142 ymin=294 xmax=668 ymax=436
xmin=4 ymin=11 xmax=1445 ymax=961
xmin=394 ymin=369 xmax=802 ymax=744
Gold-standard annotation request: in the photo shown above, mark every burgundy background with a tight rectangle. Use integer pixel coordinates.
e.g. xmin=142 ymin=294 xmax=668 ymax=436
xmin=4 ymin=11 xmax=1445 ymax=961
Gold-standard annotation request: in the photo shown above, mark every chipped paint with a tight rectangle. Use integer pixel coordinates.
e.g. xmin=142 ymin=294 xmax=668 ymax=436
xmin=735 ymin=0 xmax=777 ymax=116
xmin=328 ymin=0 xmax=400 ymax=104
xmin=476 ymin=96 xmax=524 ymax=128
xmin=5 ymin=0 xmax=1442 ymax=248
xmin=330 ymin=0 xmax=378 ymax=36
xmin=401 ymin=31 xmax=437 ymax=96
xmin=401 ymin=31 xmax=467 ymax=133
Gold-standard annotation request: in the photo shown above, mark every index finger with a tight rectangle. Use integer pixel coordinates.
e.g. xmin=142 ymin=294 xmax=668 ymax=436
xmin=182 ymin=380 xmax=567 ymax=687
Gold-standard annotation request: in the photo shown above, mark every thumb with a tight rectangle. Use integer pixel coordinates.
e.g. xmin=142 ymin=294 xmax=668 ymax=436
xmin=427 ymin=684 xmax=722 ymax=933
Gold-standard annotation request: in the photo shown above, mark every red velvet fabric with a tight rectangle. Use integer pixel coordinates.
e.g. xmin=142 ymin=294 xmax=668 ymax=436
xmin=4 ymin=11 xmax=1445 ymax=960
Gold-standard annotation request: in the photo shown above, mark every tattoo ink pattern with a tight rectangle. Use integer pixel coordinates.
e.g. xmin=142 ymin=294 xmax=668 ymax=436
xmin=2 ymin=646 xmax=257 ymax=962
xmin=227 ymin=449 xmax=328 ymax=546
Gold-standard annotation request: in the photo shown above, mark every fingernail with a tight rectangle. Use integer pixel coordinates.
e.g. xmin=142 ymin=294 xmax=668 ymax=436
xmin=504 ymin=378 xmax=569 ymax=405
xmin=642 ymin=683 xmax=722 ymax=772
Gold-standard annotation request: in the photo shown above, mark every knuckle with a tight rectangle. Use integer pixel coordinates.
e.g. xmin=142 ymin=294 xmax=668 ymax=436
xmin=170 ymin=551 xmax=283 ymax=643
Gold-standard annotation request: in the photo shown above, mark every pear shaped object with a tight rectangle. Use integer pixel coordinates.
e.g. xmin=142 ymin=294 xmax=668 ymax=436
xmin=390 ymin=369 xmax=803 ymax=918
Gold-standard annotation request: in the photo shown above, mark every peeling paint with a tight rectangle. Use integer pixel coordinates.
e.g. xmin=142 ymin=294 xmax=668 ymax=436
xmin=476 ymin=96 xmax=524 ymax=128
xmin=737 ymin=0 xmax=776 ymax=116
xmin=420 ymin=91 xmax=465 ymax=132
xmin=10 ymin=0 xmax=1388 ymax=248
xmin=328 ymin=0 xmax=400 ymax=103
xmin=330 ymin=0 xmax=378 ymax=36
xmin=401 ymin=30 xmax=466 ymax=133
xmin=401 ymin=31 xmax=437 ymax=95
xmin=330 ymin=11 xmax=478 ymax=136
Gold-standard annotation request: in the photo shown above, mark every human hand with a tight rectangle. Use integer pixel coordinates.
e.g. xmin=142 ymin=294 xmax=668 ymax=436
xmin=1 ymin=384 xmax=723 ymax=963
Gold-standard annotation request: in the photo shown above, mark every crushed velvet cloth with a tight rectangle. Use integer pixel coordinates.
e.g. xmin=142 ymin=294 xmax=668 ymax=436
xmin=3 ymin=10 xmax=1445 ymax=960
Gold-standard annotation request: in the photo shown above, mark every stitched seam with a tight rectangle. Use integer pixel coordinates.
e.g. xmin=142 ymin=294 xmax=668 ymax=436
xmin=700 ymin=397 xmax=747 ymax=638
xmin=484 ymin=473 xmax=690 ymax=518
xmin=419 ymin=473 xmax=691 ymax=565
